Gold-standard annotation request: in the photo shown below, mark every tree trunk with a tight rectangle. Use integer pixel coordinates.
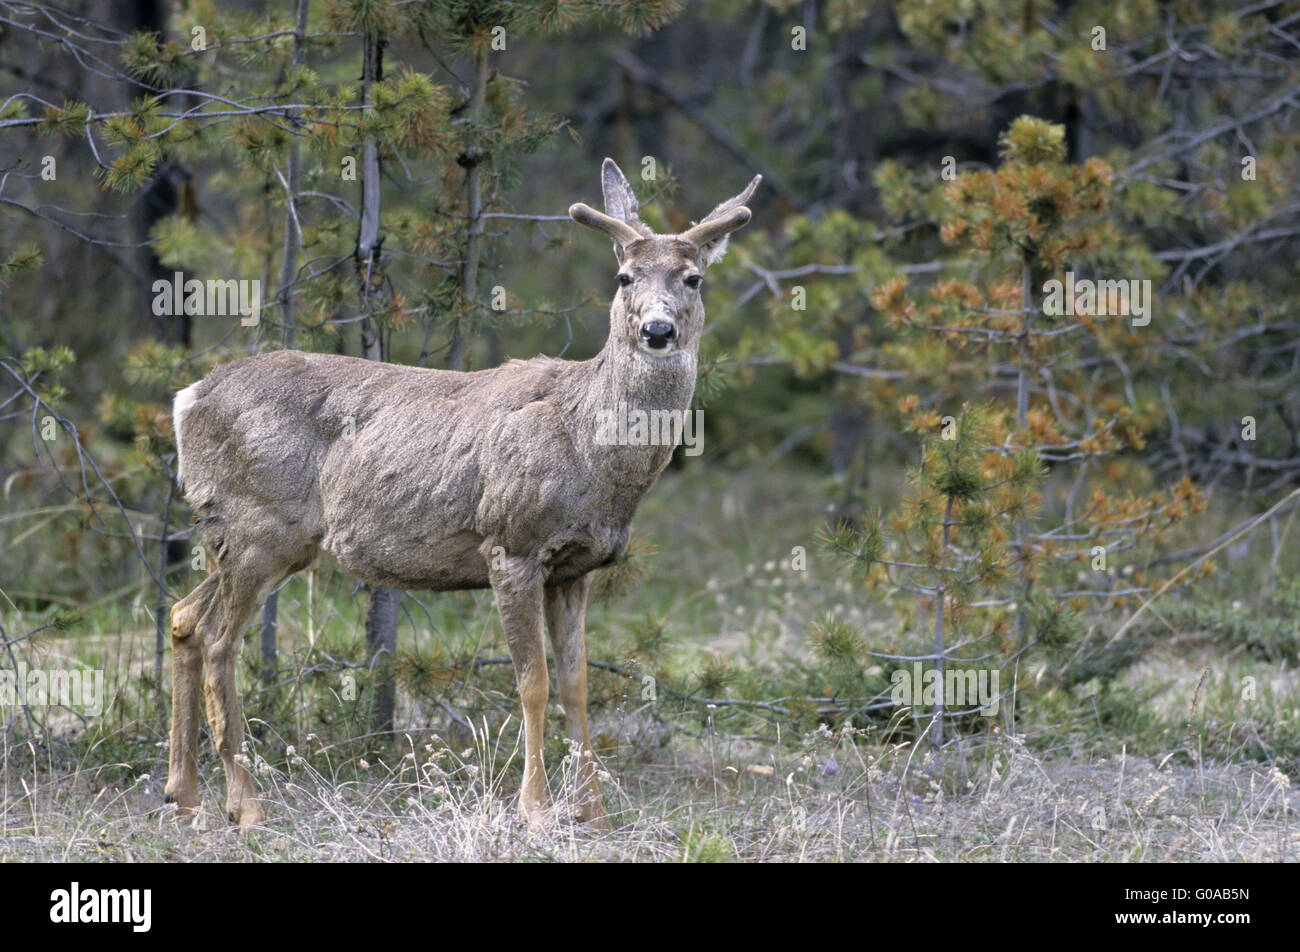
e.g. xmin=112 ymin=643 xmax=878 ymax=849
xmin=155 ymin=477 xmax=175 ymax=718
xmin=364 ymin=585 xmax=400 ymax=734
xmin=826 ymin=18 xmax=881 ymax=518
xmin=356 ymin=28 xmax=400 ymax=734
xmin=121 ymin=0 xmax=192 ymax=347
xmin=258 ymin=0 xmax=310 ymax=690
xmin=127 ymin=0 xmax=189 ymax=718
xmin=447 ymin=44 xmax=489 ymax=372
xmin=281 ymin=0 xmax=309 ymax=349
xmin=1014 ymin=258 xmax=1033 ymax=655
xmin=931 ymin=496 xmax=954 ymax=748
xmin=259 ymin=592 xmax=278 ymax=687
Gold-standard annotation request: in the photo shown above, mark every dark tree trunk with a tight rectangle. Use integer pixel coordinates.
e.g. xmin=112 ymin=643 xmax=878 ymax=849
xmin=260 ymin=592 xmax=278 ymax=686
xmin=826 ymin=18 xmax=883 ymax=524
xmin=356 ymin=28 xmax=400 ymax=735
xmin=364 ymin=585 xmax=400 ymax=734
xmin=257 ymin=0 xmax=310 ymax=692
xmin=121 ymin=0 xmax=192 ymax=347
xmin=447 ymin=45 xmax=489 ymax=371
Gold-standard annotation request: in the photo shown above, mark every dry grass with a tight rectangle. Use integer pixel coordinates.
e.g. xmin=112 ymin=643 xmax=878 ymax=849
xmin=2 ymin=725 xmax=1294 ymax=862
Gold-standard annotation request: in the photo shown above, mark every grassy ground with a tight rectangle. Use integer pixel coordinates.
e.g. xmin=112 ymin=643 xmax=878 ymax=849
xmin=2 ymin=729 xmax=1294 ymax=861
xmin=2 ymin=462 xmax=1298 ymax=861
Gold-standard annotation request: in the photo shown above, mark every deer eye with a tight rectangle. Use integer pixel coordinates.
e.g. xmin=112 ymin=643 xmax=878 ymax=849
xmin=617 ymin=273 xmax=632 ymax=287
xmin=684 ymin=274 xmax=703 ymax=289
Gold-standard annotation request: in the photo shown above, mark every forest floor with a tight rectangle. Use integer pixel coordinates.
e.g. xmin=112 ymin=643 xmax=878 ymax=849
xmin=2 ymin=729 xmax=1295 ymax=861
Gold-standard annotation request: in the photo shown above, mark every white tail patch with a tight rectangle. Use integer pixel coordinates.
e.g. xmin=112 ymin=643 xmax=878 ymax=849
xmin=172 ymin=382 xmax=200 ymax=488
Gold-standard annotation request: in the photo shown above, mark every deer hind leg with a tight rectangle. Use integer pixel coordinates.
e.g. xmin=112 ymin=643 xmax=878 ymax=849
xmin=198 ymin=547 xmax=293 ymax=831
xmin=544 ymin=575 xmax=609 ymax=829
xmin=165 ymin=573 xmax=218 ymax=813
xmin=489 ymin=553 xmax=550 ymax=828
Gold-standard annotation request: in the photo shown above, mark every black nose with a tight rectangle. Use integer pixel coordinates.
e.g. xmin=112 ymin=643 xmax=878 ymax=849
xmin=640 ymin=320 xmax=676 ymax=349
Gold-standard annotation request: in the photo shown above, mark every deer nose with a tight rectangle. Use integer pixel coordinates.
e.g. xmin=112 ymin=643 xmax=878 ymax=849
xmin=639 ymin=319 xmax=676 ymax=349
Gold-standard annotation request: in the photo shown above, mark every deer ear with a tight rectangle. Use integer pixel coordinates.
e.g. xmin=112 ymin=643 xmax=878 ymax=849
xmin=691 ymin=174 xmax=762 ymax=267
xmin=601 ymin=158 xmax=641 ymax=227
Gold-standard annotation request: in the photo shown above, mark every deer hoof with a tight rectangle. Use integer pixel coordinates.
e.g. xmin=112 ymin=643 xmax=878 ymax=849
xmin=228 ymin=801 xmax=266 ymax=832
xmin=164 ymin=785 xmax=198 ymax=812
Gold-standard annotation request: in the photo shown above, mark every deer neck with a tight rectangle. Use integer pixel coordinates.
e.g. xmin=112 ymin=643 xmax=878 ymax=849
xmin=596 ymin=335 xmax=697 ymax=410
xmin=570 ymin=327 xmax=699 ymax=491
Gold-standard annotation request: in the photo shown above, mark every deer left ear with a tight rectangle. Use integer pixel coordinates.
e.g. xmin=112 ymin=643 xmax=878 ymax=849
xmin=592 ymin=158 xmax=654 ymax=262
xmin=602 ymin=159 xmax=642 ymax=229
xmin=687 ymin=174 xmax=762 ymax=268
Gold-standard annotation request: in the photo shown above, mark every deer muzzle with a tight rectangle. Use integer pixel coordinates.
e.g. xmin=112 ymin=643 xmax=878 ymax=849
xmin=639 ymin=312 xmax=677 ymax=351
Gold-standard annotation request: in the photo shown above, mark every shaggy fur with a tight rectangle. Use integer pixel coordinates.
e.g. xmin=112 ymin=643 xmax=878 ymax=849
xmin=164 ymin=160 xmax=759 ymax=830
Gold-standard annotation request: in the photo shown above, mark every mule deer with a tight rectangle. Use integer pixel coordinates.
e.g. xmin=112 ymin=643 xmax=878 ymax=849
xmin=165 ymin=159 xmax=759 ymax=830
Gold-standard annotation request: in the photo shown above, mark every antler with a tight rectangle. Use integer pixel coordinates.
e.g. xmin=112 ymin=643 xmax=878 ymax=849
xmin=569 ymin=203 xmax=644 ymax=246
xmin=699 ymin=174 xmax=762 ymax=226
xmin=680 ymin=174 xmax=762 ymax=264
xmin=679 ymin=207 xmax=752 ymax=248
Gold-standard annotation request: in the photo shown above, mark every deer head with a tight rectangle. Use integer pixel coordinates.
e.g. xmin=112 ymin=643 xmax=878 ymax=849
xmin=570 ymin=158 xmax=760 ymax=359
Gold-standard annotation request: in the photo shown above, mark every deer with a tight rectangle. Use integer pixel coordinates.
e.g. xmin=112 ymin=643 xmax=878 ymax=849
xmin=164 ymin=158 xmax=760 ymax=831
